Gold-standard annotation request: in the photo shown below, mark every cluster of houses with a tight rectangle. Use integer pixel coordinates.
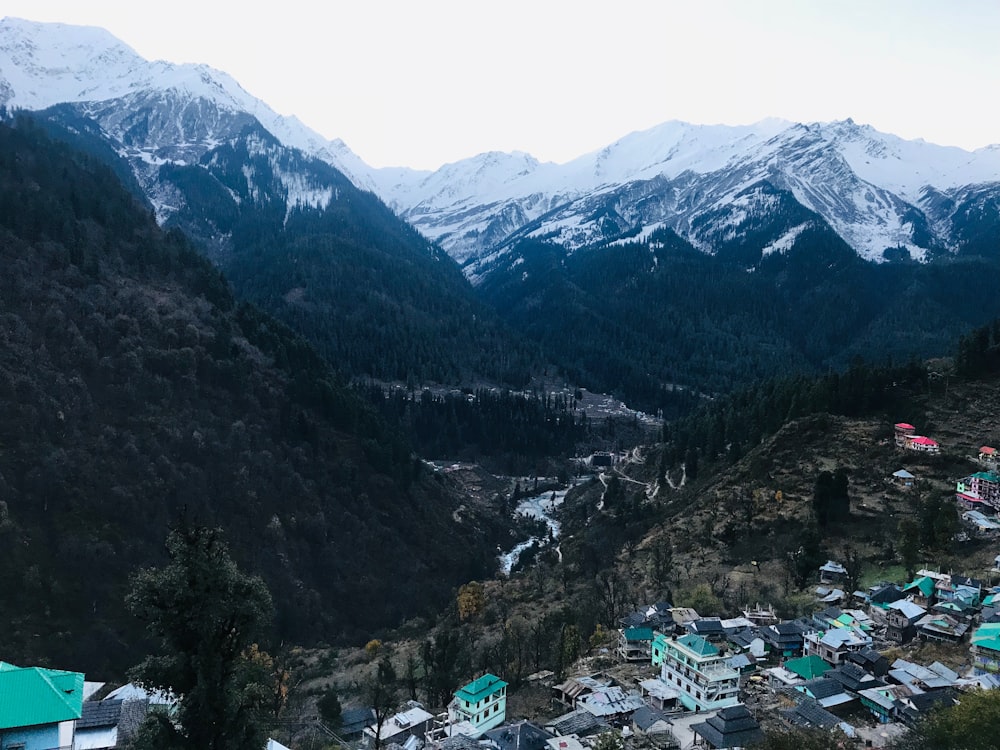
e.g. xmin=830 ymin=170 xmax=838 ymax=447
xmin=596 ymin=559 xmax=1000 ymax=747
xmin=343 ymin=563 xmax=1000 ymax=750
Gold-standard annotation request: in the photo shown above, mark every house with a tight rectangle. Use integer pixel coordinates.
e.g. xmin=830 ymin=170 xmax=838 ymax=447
xmin=887 ymin=659 xmax=959 ymax=693
xmin=73 ymin=697 xmax=149 ymax=750
xmin=803 ymin=628 xmax=871 ymax=666
xmin=764 ymin=665 xmax=805 ymax=690
xmin=638 ymin=678 xmax=680 ymax=711
xmin=891 ymin=469 xmax=915 ymax=487
xmin=886 ymin=600 xmax=927 ymax=644
xmin=668 ymin=607 xmax=701 ymax=631
xmin=761 ymin=621 xmax=808 ymax=658
xmin=793 ymin=677 xmax=855 ymax=710
xmin=980 ymin=446 xmax=998 ymax=467
xmin=0 ymin=662 xmax=85 ymax=750
xmin=741 ymin=603 xmax=778 ymax=627
xmin=826 ymin=662 xmax=884 ymax=695
xmin=894 ymin=423 xmax=916 ymax=447
xmin=781 ymin=655 xmax=831 ymax=682
xmin=552 ymin=675 xmax=613 ymax=708
xmin=812 ymin=606 xmax=844 ymax=631
xmin=956 ymin=472 xmax=1000 ymax=509
xmin=845 ymin=648 xmax=890 ymax=677
xmin=905 ymin=435 xmax=940 ymax=453
xmin=366 ymin=703 xmax=434 ymax=746
xmin=685 ymin=618 xmax=727 ymax=643
xmin=690 ymin=705 xmax=764 ymax=749
xmin=724 ymin=627 xmax=766 ymax=661
xmin=970 ymin=622 xmax=1000 ymax=675
xmin=894 ymin=689 xmax=958 ymax=727
xmin=961 ymin=510 xmax=1000 ymax=534
xmin=630 ymin=706 xmax=672 ymax=736
xmin=656 ymin=634 xmax=740 ymax=712
xmin=901 ymin=576 xmax=936 ymax=608
xmin=779 ymin=700 xmax=842 ymax=732
xmin=868 ymin=583 xmax=905 ymax=611
xmin=484 ymin=720 xmax=553 ymax=750
xmin=618 ymin=627 xmax=654 ymax=662
xmin=575 ymin=686 xmax=645 ymax=722
xmin=858 ymin=685 xmax=903 ymax=724
xmin=621 ymin=602 xmax=674 ymax=632
xmin=449 ymin=674 xmax=507 ymax=735
xmin=651 ymin=633 xmax=670 ymax=667
xmin=815 ymin=588 xmax=846 ymax=605
xmin=818 ymin=560 xmax=848 ymax=584
xmin=916 ymin=613 xmax=969 ymax=643
xmin=544 ymin=734 xmax=588 ymax=750
xmin=543 ymin=710 xmax=608 ymax=739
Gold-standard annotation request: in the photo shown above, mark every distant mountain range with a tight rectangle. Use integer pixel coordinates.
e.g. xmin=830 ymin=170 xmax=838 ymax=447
xmin=4 ymin=16 xmax=999 ymax=284
xmin=371 ymin=118 xmax=1000 ymax=278
xmin=4 ymin=16 xmax=1000 ymax=408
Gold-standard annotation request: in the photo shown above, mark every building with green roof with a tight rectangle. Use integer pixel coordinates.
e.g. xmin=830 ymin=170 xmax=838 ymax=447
xmin=657 ymin=634 xmax=739 ymax=712
xmin=449 ymin=673 xmax=507 ymax=735
xmin=0 ymin=662 xmax=85 ymax=750
xmin=783 ymin=655 xmax=831 ymax=681
xmin=902 ymin=576 xmax=936 ymax=607
xmin=972 ymin=623 xmax=1000 ymax=676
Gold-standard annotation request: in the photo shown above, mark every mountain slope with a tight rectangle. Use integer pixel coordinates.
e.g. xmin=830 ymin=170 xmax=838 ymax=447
xmin=0 ymin=116 xmax=510 ymax=675
xmin=1 ymin=16 xmax=536 ymax=387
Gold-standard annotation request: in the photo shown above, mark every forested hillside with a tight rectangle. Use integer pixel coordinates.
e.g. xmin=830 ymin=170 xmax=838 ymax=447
xmin=0 ymin=116 xmax=510 ymax=675
xmin=477 ymin=215 xmax=1000 ymax=412
xmin=153 ymin=121 xmax=539 ymax=386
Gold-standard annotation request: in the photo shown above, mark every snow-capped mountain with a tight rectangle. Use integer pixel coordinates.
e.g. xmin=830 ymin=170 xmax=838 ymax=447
xmin=0 ymin=16 xmax=374 ymax=221
xmin=372 ymin=118 xmax=1000 ymax=279
xmin=4 ymin=16 xmax=999 ymax=287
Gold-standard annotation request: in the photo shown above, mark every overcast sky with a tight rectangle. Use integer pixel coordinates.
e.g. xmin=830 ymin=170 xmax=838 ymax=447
xmin=5 ymin=0 xmax=1000 ymax=170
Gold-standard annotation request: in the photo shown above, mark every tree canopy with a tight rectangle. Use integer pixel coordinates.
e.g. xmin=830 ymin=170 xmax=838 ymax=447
xmin=126 ymin=525 xmax=274 ymax=750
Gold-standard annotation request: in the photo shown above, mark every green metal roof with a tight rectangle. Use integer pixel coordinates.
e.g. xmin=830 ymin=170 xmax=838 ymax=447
xmin=971 ymin=472 xmax=1000 ymax=482
xmin=974 ymin=637 xmax=1000 ymax=654
xmin=903 ymin=576 xmax=935 ymax=597
xmin=623 ymin=627 xmax=654 ymax=641
xmin=677 ymin=633 xmax=719 ymax=657
xmin=455 ymin=673 xmax=507 ymax=703
xmin=784 ymin=655 xmax=831 ymax=681
xmin=0 ymin=662 xmax=84 ymax=730
xmin=973 ymin=623 xmax=1000 ymax=642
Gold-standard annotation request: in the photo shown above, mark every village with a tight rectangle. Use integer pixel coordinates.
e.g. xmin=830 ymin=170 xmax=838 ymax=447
xmin=4 ymin=425 xmax=1000 ymax=750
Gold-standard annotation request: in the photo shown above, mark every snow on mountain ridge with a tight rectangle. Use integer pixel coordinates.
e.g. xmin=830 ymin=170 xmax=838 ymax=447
xmin=4 ymin=17 xmax=1000 ymax=276
xmin=0 ymin=16 xmax=372 ymax=189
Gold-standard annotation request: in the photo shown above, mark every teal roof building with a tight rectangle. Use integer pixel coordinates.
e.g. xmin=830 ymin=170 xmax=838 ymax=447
xmin=0 ymin=662 xmax=85 ymax=750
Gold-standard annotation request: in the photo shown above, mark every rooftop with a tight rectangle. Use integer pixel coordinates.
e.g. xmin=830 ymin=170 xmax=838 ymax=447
xmin=456 ymin=673 xmax=507 ymax=703
xmin=0 ymin=662 xmax=85 ymax=731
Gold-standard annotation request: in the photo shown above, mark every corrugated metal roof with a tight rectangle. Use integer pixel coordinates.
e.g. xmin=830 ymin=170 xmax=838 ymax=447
xmin=455 ymin=673 xmax=507 ymax=703
xmin=0 ymin=662 xmax=85 ymax=730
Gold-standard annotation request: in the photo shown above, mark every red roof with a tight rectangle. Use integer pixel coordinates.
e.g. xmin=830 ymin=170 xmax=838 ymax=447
xmin=981 ymin=446 xmax=997 ymax=456
xmin=911 ymin=436 xmax=938 ymax=446
xmin=895 ymin=423 xmax=915 ymax=430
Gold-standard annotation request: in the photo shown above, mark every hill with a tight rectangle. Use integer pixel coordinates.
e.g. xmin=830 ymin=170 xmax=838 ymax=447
xmin=0 ymin=116 xmax=513 ymax=675
xmin=557 ymin=348 xmax=1000 ymax=618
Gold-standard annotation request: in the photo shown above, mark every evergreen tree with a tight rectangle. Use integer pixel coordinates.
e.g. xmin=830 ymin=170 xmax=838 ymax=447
xmin=126 ymin=525 xmax=274 ymax=750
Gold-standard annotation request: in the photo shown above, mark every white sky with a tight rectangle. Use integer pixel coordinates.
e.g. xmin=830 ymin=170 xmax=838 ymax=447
xmin=5 ymin=0 xmax=1000 ymax=170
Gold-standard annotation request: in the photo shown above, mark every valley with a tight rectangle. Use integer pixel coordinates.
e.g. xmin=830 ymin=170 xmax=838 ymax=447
xmin=1 ymin=14 xmax=1000 ymax=750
